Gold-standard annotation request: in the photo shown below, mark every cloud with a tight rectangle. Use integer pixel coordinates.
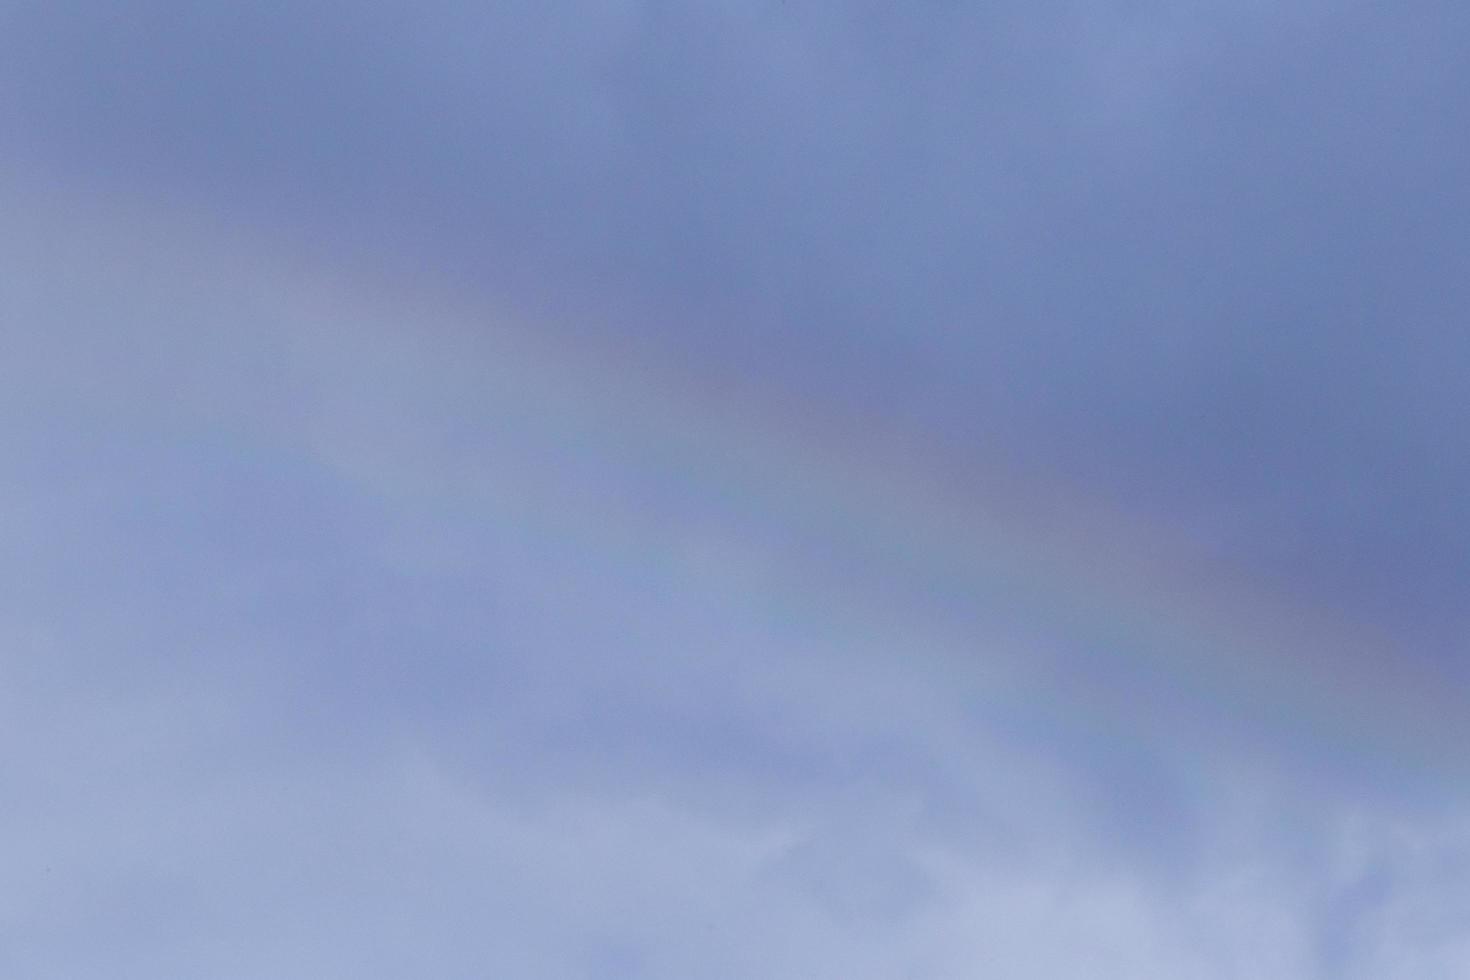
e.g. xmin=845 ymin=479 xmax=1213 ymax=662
xmin=0 ymin=165 xmax=1464 ymax=978
xmin=5 ymin=4 xmax=1470 ymax=975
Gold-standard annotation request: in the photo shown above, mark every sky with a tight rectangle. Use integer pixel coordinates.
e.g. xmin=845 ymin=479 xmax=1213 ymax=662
xmin=3 ymin=2 xmax=1470 ymax=977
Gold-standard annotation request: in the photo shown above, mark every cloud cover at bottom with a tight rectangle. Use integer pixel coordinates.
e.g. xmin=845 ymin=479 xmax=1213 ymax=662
xmin=4 ymin=175 xmax=1470 ymax=979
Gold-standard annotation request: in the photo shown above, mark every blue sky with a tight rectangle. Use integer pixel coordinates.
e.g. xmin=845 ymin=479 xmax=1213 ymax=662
xmin=5 ymin=3 xmax=1470 ymax=977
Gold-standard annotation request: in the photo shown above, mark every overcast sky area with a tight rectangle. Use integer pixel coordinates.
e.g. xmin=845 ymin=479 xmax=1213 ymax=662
xmin=4 ymin=2 xmax=1470 ymax=977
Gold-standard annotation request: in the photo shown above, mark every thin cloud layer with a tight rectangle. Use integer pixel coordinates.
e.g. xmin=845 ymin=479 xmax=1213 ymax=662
xmin=4 ymin=3 xmax=1470 ymax=977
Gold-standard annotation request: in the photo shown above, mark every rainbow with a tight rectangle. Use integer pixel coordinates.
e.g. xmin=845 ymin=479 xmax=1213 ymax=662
xmin=25 ymin=169 xmax=1462 ymax=787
